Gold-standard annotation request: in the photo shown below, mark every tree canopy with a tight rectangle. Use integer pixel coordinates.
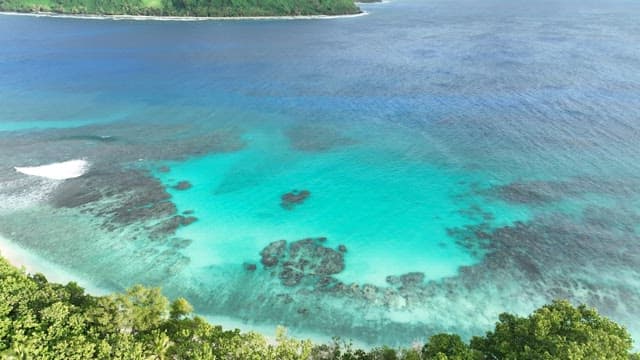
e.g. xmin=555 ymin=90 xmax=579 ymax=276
xmin=0 ymin=255 xmax=637 ymax=359
xmin=470 ymin=300 xmax=634 ymax=360
xmin=0 ymin=0 xmax=361 ymax=17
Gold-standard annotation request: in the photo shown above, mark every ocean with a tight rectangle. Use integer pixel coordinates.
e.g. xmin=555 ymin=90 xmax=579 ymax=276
xmin=1 ymin=0 xmax=640 ymax=347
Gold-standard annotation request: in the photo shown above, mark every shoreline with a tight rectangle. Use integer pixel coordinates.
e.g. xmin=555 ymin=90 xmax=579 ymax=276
xmin=0 ymin=10 xmax=368 ymax=21
xmin=0 ymin=233 xmax=109 ymax=295
xmin=0 ymin=232 xmax=342 ymax=346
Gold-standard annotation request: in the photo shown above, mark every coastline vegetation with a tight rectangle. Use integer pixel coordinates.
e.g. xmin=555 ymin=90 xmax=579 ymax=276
xmin=0 ymin=255 xmax=638 ymax=359
xmin=0 ymin=0 xmax=361 ymax=17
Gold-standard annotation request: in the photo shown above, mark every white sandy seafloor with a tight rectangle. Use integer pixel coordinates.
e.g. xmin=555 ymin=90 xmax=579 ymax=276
xmin=0 ymin=10 xmax=368 ymax=21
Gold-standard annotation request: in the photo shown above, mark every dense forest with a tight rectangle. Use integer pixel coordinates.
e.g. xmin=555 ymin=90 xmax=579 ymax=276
xmin=0 ymin=0 xmax=361 ymax=17
xmin=0 ymin=255 xmax=638 ymax=359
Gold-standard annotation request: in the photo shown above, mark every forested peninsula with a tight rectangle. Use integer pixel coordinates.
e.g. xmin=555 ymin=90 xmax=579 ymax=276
xmin=0 ymin=0 xmax=361 ymax=17
xmin=0 ymin=255 xmax=638 ymax=360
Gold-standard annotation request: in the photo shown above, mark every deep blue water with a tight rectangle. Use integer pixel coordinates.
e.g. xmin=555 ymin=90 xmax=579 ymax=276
xmin=1 ymin=0 xmax=640 ymax=347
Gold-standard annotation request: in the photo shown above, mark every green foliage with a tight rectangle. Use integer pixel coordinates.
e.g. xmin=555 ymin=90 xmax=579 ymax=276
xmin=470 ymin=300 xmax=634 ymax=360
xmin=169 ymin=297 xmax=192 ymax=320
xmin=115 ymin=285 xmax=168 ymax=334
xmin=422 ymin=334 xmax=478 ymax=360
xmin=0 ymin=255 xmax=637 ymax=360
xmin=0 ymin=0 xmax=361 ymax=17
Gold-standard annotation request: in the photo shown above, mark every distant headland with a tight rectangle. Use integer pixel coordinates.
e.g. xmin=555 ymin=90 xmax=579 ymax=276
xmin=0 ymin=0 xmax=362 ymax=18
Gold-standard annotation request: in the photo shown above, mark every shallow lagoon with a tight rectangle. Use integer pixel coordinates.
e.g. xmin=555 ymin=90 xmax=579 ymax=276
xmin=1 ymin=0 xmax=640 ymax=347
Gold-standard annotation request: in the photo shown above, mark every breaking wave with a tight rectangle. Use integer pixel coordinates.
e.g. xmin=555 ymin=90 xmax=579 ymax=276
xmin=15 ymin=159 xmax=89 ymax=180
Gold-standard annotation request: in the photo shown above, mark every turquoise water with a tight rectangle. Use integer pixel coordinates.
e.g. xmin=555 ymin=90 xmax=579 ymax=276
xmin=156 ymin=123 xmax=522 ymax=287
xmin=1 ymin=0 xmax=640 ymax=347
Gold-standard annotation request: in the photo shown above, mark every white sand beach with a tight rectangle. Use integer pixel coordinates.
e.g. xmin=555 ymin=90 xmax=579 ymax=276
xmin=0 ymin=233 xmax=108 ymax=295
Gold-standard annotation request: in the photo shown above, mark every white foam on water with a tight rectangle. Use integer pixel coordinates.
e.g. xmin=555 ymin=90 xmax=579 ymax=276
xmin=0 ymin=178 xmax=59 ymax=213
xmin=15 ymin=159 xmax=89 ymax=180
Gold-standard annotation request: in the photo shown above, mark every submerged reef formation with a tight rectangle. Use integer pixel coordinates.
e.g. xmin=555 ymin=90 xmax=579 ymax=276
xmin=0 ymin=118 xmax=246 ymax=287
xmin=479 ymin=178 xmax=639 ymax=205
xmin=50 ymin=168 xmax=198 ymax=242
xmin=172 ymin=180 xmax=192 ymax=190
xmin=217 ymin=177 xmax=640 ymax=344
xmin=256 ymin=238 xmax=433 ymax=310
xmin=2 ymin=115 xmax=640 ymax=346
xmin=260 ymin=237 xmax=344 ymax=286
xmin=1 ymin=113 xmax=244 ymax=164
xmin=285 ymin=124 xmax=355 ymax=152
xmin=281 ymin=190 xmax=311 ymax=210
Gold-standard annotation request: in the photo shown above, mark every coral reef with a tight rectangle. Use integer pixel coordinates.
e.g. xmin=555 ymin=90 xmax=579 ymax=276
xmin=284 ymin=124 xmax=355 ymax=152
xmin=172 ymin=180 xmax=192 ymax=190
xmin=259 ymin=238 xmax=345 ymax=286
xmin=281 ymin=190 xmax=311 ymax=210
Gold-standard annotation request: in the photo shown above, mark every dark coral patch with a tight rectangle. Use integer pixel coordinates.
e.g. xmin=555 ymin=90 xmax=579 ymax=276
xmin=260 ymin=240 xmax=287 ymax=268
xmin=173 ymin=181 xmax=192 ymax=190
xmin=281 ymin=190 xmax=310 ymax=210
xmin=147 ymin=215 xmax=197 ymax=239
xmin=284 ymin=124 xmax=355 ymax=152
xmin=258 ymin=237 xmax=344 ymax=287
xmin=243 ymin=263 xmax=257 ymax=272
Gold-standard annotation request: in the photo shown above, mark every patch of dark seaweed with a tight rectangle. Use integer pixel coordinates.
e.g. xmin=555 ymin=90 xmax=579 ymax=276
xmin=484 ymin=181 xmax=567 ymax=204
xmin=581 ymin=205 xmax=640 ymax=232
xmin=281 ymin=190 xmax=310 ymax=210
xmin=52 ymin=168 xmax=175 ymax=222
xmin=480 ymin=177 xmax=640 ymax=205
xmin=243 ymin=263 xmax=257 ymax=272
xmin=147 ymin=216 xmax=198 ymax=239
xmin=444 ymin=211 xmax=640 ymax=310
xmin=169 ymin=238 xmax=193 ymax=249
xmin=1 ymin=121 xmax=246 ymax=170
xmin=49 ymin=167 xmax=201 ymax=247
xmin=172 ymin=181 xmax=192 ymax=190
xmin=284 ymin=124 xmax=355 ymax=152
xmin=457 ymin=204 xmax=495 ymax=222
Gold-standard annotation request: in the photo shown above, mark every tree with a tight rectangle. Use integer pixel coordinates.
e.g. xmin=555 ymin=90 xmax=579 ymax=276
xmin=146 ymin=330 xmax=171 ymax=360
xmin=422 ymin=334 xmax=478 ymax=360
xmin=169 ymin=298 xmax=193 ymax=320
xmin=470 ymin=300 xmax=633 ymax=360
xmin=115 ymin=285 xmax=168 ymax=334
xmin=1 ymin=255 xmax=638 ymax=360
